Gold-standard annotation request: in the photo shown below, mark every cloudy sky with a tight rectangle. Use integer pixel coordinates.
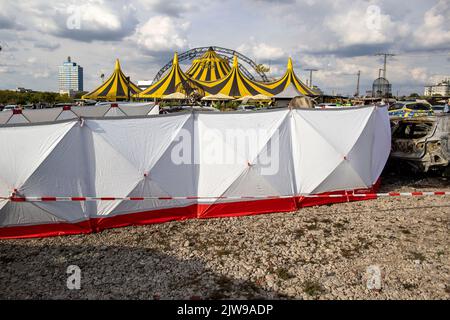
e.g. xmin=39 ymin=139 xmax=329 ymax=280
xmin=0 ymin=0 xmax=449 ymax=96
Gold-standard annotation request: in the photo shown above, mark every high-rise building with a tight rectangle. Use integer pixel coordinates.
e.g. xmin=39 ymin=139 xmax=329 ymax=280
xmin=58 ymin=56 xmax=83 ymax=96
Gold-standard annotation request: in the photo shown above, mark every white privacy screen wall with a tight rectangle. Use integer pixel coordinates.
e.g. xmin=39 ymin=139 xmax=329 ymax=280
xmin=0 ymin=106 xmax=390 ymax=238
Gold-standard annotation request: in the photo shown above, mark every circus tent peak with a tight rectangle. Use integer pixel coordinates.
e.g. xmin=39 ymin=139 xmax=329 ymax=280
xmin=194 ymin=55 xmax=317 ymax=98
xmin=186 ymin=48 xmax=231 ymax=82
xmin=82 ymin=59 xmax=141 ymax=101
xmin=136 ymin=52 xmax=194 ymax=99
xmin=196 ymin=55 xmax=275 ymax=98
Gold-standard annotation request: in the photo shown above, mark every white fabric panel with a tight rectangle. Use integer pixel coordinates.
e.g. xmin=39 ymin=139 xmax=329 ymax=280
xmin=345 ymin=110 xmax=377 ymax=186
xmin=85 ymin=114 xmax=191 ymax=173
xmin=119 ymin=103 xmax=155 ymax=116
xmin=292 ymin=107 xmax=375 ymax=193
xmin=0 ymin=201 xmax=65 ymax=227
xmin=148 ymin=105 xmax=159 ymax=115
xmin=103 ymin=107 xmax=127 ymax=117
xmin=7 ymin=114 xmax=30 ymax=124
xmin=0 ymin=178 xmax=9 ymax=197
xmin=72 ymin=106 xmax=110 ymax=117
xmin=0 ymin=199 xmax=7 ymax=211
xmin=0 ymin=121 xmax=75 ymax=195
xmin=197 ymin=110 xmax=289 ymax=198
xmin=86 ymin=124 xmax=143 ymax=216
xmin=222 ymin=113 xmax=295 ymax=197
xmin=145 ymin=114 xmax=196 ymax=199
xmin=295 ymin=107 xmax=374 ymax=156
xmin=0 ymin=111 xmax=12 ymax=124
xmin=291 ymin=111 xmax=343 ymax=194
xmin=23 ymin=108 xmax=62 ymax=123
xmin=20 ymin=125 xmax=90 ymax=222
xmin=0 ymin=107 xmax=392 ymax=229
xmin=56 ymin=110 xmax=78 ymax=121
xmin=100 ymin=114 xmax=196 ymax=215
xmin=311 ymin=160 xmax=367 ymax=194
xmin=371 ymin=106 xmax=391 ymax=181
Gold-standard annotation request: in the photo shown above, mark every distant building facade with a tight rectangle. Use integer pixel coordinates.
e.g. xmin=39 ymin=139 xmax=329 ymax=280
xmin=424 ymin=78 xmax=450 ymax=97
xmin=59 ymin=56 xmax=83 ymax=96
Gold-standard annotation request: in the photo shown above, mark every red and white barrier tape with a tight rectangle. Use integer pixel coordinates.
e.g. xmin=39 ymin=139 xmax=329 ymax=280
xmin=0 ymin=191 xmax=449 ymax=202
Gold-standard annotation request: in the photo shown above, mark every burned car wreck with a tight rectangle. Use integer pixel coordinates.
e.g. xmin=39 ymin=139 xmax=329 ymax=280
xmin=390 ymin=114 xmax=450 ymax=173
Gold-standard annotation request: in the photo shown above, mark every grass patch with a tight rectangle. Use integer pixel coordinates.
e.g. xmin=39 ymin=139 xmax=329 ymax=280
xmin=302 ymin=280 xmax=325 ymax=296
xmin=306 ymin=224 xmax=318 ymax=231
xmin=294 ymin=229 xmax=305 ymax=239
xmin=275 ymin=268 xmax=295 ymax=281
xmin=333 ymin=222 xmax=346 ymax=230
xmin=217 ymin=249 xmax=232 ymax=257
xmin=402 ymin=282 xmax=418 ymax=290
xmin=409 ymin=251 xmax=426 ymax=262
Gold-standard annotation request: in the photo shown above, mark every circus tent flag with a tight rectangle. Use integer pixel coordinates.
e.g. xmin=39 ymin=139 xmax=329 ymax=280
xmin=186 ymin=47 xmax=231 ymax=82
xmin=82 ymin=59 xmax=141 ymax=101
xmin=136 ymin=53 xmax=193 ymax=99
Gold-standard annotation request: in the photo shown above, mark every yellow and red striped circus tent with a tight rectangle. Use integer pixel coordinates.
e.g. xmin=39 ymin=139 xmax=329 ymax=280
xmin=197 ymin=56 xmax=317 ymax=98
xmin=82 ymin=59 xmax=141 ymax=101
xmin=135 ymin=53 xmax=193 ymax=99
xmin=186 ymin=47 xmax=231 ymax=82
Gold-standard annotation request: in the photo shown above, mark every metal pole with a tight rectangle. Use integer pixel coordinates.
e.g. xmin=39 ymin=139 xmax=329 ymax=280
xmin=356 ymin=71 xmax=361 ymax=97
xmin=126 ymin=76 xmax=130 ymax=102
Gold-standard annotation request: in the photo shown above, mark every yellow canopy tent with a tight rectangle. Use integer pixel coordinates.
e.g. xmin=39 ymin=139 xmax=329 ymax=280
xmin=249 ymin=94 xmax=272 ymax=101
xmin=186 ymin=47 xmax=231 ymax=82
xmin=197 ymin=56 xmax=274 ymax=98
xmin=162 ymin=92 xmax=188 ymax=100
xmin=82 ymin=59 xmax=141 ymax=101
xmin=256 ymin=58 xmax=318 ymax=96
xmin=201 ymin=93 xmax=234 ymax=101
xmin=135 ymin=53 xmax=193 ymax=99
xmin=196 ymin=56 xmax=317 ymax=98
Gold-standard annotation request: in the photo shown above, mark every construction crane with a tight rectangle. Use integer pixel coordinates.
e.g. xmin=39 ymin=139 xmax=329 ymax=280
xmin=375 ymin=53 xmax=395 ymax=78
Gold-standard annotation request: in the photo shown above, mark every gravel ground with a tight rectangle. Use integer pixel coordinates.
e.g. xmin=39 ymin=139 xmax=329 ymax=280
xmin=0 ymin=171 xmax=449 ymax=300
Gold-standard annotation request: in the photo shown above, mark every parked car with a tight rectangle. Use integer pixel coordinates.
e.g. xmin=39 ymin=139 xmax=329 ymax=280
xmin=2 ymin=104 xmax=17 ymax=112
xmin=388 ymin=101 xmax=434 ymax=118
xmin=432 ymin=105 xmax=446 ymax=114
xmin=237 ymin=105 xmax=258 ymax=111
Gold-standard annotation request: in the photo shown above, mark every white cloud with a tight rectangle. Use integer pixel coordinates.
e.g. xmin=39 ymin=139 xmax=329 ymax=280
xmin=238 ymin=41 xmax=285 ymax=62
xmin=413 ymin=0 xmax=450 ymax=49
xmin=132 ymin=15 xmax=190 ymax=53
xmin=323 ymin=4 xmax=409 ymax=47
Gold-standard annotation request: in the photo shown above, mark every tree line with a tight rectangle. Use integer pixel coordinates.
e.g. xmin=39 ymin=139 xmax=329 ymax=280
xmin=0 ymin=90 xmax=85 ymax=105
